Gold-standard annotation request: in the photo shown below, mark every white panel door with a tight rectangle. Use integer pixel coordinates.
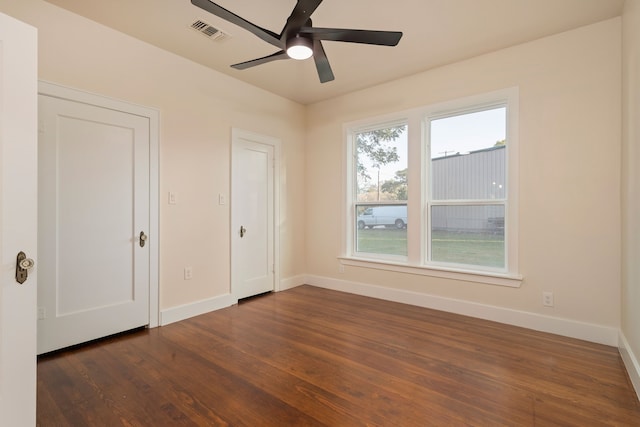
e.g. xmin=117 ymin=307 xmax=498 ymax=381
xmin=231 ymin=130 xmax=276 ymax=299
xmin=38 ymin=94 xmax=150 ymax=354
xmin=0 ymin=12 xmax=38 ymax=426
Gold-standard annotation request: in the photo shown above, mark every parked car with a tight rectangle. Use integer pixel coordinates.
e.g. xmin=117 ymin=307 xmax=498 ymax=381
xmin=357 ymin=205 xmax=407 ymax=229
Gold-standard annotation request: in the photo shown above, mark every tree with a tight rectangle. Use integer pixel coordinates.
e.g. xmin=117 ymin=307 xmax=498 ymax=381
xmin=494 ymin=139 xmax=506 ymax=147
xmin=356 ymin=126 xmax=405 ymax=198
xmin=381 ymin=168 xmax=407 ymax=200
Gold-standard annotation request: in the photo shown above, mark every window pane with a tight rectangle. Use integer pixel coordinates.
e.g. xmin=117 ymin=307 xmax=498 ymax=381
xmin=430 ymin=108 xmax=506 ymax=200
xmin=356 ymin=124 xmax=407 ymax=202
xmin=356 ymin=204 xmax=407 ymax=256
xmin=431 ymin=205 xmax=504 ymax=268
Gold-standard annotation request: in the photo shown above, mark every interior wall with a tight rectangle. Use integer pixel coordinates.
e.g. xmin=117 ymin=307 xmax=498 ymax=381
xmin=622 ymin=0 xmax=640 ymax=358
xmin=0 ymin=1 xmax=626 ymax=336
xmin=306 ymin=18 xmax=622 ymax=328
xmin=0 ymin=0 xmax=307 ymax=311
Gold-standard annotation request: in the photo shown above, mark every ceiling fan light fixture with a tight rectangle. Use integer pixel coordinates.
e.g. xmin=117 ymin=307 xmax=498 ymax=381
xmin=286 ymin=36 xmax=313 ymax=60
xmin=190 ymin=0 xmax=403 ymax=83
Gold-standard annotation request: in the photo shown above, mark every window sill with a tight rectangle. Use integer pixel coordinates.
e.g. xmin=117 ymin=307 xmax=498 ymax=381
xmin=338 ymin=257 xmax=523 ymax=288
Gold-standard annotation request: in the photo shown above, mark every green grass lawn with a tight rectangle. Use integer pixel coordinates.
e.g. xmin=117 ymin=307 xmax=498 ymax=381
xmin=356 ymin=228 xmax=408 ymax=256
xmin=356 ymin=228 xmax=504 ymax=268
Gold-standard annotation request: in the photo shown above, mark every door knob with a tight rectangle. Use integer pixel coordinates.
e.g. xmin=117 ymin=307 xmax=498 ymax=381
xmin=139 ymin=231 xmax=148 ymax=247
xmin=16 ymin=251 xmax=35 ymax=284
xmin=240 ymin=226 xmax=246 ymax=238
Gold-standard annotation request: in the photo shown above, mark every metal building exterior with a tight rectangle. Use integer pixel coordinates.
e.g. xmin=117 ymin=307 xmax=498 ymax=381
xmin=431 ymin=145 xmax=505 ymax=233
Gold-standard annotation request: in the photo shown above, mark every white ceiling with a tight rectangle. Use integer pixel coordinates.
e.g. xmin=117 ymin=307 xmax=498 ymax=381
xmin=44 ymin=0 xmax=624 ymax=105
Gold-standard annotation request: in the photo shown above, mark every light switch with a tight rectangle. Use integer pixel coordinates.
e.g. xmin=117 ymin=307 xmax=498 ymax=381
xmin=168 ymin=192 xmax=177 ymax=205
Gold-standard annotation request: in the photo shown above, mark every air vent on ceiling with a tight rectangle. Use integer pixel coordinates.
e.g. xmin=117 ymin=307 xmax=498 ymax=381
xmin=190 ymin=19 xmax=227 ymax=41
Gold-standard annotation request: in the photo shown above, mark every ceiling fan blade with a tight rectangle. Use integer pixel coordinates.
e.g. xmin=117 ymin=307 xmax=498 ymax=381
xmin=313 ymin=40 xmax=334 ymax=83
xmin=281 ymin=0 xmax=323 ymax=39
xmin=300 ymin=27 xmax=403 ymax=46
xmin=231 ymin=50 xmax=290 ymax=70
xmin=191 ymin=0 xmax=283 ymax=48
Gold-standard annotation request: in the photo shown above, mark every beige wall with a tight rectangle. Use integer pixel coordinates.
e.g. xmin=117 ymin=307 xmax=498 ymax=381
xmin=622 ymin=0 xmax=640 ymax=358
xmin=0 ymin=0 xmax=307 ymax=311
xmin=0 ymin=1 xmax=627 ymax=334
xmin=306 ymin=18 xmax=622 ymax=327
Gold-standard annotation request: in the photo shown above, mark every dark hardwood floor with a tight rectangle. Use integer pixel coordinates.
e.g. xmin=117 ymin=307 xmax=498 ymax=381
xmin=37 ymin=285 xmax=640 ymax=426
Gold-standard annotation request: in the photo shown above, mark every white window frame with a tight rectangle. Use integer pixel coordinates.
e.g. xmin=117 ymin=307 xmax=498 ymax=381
xmin=425 ymin=102 xmax=509 ymax=273
xmin=341 ymin=88 xmax=522 ymax=287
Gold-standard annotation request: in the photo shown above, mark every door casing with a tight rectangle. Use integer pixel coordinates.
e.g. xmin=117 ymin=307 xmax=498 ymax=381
xmin=230 ymin=128 xmax=280 ymax=299
xmin=38 ymin=81 xmax=160 ymax=329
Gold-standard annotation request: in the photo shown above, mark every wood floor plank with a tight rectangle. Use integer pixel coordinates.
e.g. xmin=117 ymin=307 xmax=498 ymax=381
xmin=153 ymin=322 xmax=377 ymax=426
xmin=217 ymin=300 xmax=535 ymax=425
xmin=37 ymin=285 xmax=640 ymax=426
xmin=182 ymin=314 xmax=465 ymax=425
xmin=260 ymin=287 xmax=636 ymax=409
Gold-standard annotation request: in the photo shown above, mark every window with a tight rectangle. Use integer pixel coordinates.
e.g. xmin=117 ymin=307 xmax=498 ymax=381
xmin=352 ymin=123 xmax=408 ymax=258
xmin=428 ymin=107 xmax=507 ymax=269
xmin=344 ymin=89 xmax=519 ymax=285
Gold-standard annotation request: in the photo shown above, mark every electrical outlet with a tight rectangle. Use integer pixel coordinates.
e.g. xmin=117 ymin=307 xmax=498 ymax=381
xmin=184 ymin=266 xmax=193 ymax=280
xmin=542 ymin=291 xmax=554 ymax=307
xmin=339 ymin=264 xmax=345 ymax=273
xmin=37 ymin=307 xmax=46 ymax=320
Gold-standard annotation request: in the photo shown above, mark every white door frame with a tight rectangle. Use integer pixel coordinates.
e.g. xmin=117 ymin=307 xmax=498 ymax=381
xmin=38 ymin=81 xmax=160 ymax=328
xmin=230 ymin=128 xmax=281 ymax=297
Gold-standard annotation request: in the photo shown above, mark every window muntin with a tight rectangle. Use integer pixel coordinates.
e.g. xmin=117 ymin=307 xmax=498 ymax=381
xmin=353 ymin=124 xmax=407 ymax=258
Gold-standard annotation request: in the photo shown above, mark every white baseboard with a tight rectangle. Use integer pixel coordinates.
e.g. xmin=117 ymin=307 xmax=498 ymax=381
xmin=160 ymin=274 xmax=305 ymax=326
xmin=619 ymin=332 xmax=640 ymax=400
xmin=305 ymin=275 xmax=619 ymax=346
xmin=279 ymin=274 xmax=305 ymax=291
xmin=160 ymin=293 xmax=237 ymax=326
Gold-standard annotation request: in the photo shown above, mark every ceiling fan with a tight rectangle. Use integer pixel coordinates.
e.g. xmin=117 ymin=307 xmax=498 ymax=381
xmin=191 ymin=0 xmax=403 ymax=83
